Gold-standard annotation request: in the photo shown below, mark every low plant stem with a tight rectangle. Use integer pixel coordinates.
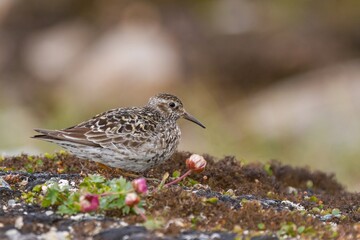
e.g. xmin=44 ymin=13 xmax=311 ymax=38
xmin=134 ymin=206 xmax=147 ymax=221
xmin=164 ymin=169 xmax=193 ymax=187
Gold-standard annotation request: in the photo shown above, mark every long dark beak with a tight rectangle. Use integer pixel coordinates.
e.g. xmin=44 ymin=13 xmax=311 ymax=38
xmin=183 ymin=111 xmax=206 ymax=129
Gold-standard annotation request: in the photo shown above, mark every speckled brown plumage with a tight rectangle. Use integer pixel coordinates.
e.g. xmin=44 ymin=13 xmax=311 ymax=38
xmin=33 ymin=93 xmax=205 ymax=172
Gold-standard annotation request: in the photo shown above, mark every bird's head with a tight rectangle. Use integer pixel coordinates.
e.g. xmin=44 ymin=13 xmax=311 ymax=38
xmin=147 ymin=93 xmax=205 ymax=128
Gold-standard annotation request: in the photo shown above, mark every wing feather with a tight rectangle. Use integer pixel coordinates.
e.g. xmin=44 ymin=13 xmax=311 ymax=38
xmin=33 ymin=107 xmax=161 ymax=153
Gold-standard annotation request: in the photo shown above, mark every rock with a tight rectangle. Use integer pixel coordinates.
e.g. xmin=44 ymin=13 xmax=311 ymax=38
xmin=93 ymin=226 xmax=148 ymax=240
xmin=0 ymin=177 xmax=11 ymax=189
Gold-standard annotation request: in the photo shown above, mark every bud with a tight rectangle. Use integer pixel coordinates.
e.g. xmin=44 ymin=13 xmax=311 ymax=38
xmin=125 ymin=193 xmax=140 ymax=207
xmin=132 ymin=178 xmax=148 ymax=194
xmin=80 ymin=194 xmax=99 ymax=212
xmin=186 ymin=154 xmax=207 ymax=173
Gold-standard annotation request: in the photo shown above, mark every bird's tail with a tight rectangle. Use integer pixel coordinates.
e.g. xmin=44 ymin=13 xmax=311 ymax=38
xmin=32 ymin=128 xmax=62 ymax=142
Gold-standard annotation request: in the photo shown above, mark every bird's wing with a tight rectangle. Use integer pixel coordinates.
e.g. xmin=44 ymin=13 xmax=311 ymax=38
xmin=33 ymin=127 xmax=99 ymax=146
xmin=34 ymin=108 xmax=161 ymax=151
xmin=83 ymin=108 xmax=160 ymax=150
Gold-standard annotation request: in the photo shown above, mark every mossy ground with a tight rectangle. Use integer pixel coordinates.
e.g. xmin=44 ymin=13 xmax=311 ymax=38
xmin=0 ymin=151 xmax=359 ymax=239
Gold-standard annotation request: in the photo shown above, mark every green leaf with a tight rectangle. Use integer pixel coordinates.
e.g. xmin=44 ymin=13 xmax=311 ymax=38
xmin=30 ymin=175 xmax=144 ymax=217
xmin=88 ymin=174 xmax=106 ymax=183
xmin=306 ymin=180 xmax=314 ymax=189
xmin=241 ymin=198 xmax=249 ymax=203
xmin=105 ymin=196 xmax=125 ymax=209
xmin=332 ymin=208 xmax=341 ymax=216
xmin=142 ymin=218 xmax=164 ymax=230
xmin=172 ymin=170 xmax=181 ymax=178
xmin=57 ymin=204 xmax=77 ymax=215
xmin=309 ymin=195 xmax=318 ymax=202
xmin=32 ymin=184 xmax=43 ymax=193
xmin=278 ymin=222 xmax=297 ymax=237
xmin=157 ymin=172 xmax=169 ymax=190
xmin=24 ymin=164 xmax=34 ymax=173
xmin=204 ymin=197 xmax=218 ymax=204
xmin=257 ymin=223 xmax=265 ymax=230
xmin=297 ymin=226 xmax=305 ymax=234
xmin=109 ymin=177 xmax=130 ymax=193
xmin=312 ymin=207 xmax=320 ymax=213
xmin=36 ymin=159 xmax=44 ymax=166
xmin=263 ymin=163 xmax=273 ymax=176
xmin=46 ymin=188 xmax=60 ymax=205
xmin=122 ymin=206 xmax=130 ymax=215
xmin=80 ymin=174 xmax=108 ymax=193
xmin=41 ymin=199 xmax=51 ymax=207
xmin=186 ymin=178 xmax=199 ymax=186
xmin=44 ymin=153 xmax=55 ymax=160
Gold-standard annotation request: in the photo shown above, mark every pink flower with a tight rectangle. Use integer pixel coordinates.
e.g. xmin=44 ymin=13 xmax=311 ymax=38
xmin=80 ymin=194 xmax=99 ymax=212
xmin=185 ymin=154 xmax=207 ymax=173
xmin=125 ymin=193 xmax=140 ymax=207
xmin=132 ymin=178 xmax=148 ymax=194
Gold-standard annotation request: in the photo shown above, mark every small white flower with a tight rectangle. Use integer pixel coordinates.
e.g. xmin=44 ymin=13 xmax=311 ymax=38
xmin=41 ymin=185 xmax=48 ymax=194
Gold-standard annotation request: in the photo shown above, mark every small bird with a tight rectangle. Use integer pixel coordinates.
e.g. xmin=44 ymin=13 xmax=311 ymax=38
xmin=33 ymin=93 xmax=205 ymax=172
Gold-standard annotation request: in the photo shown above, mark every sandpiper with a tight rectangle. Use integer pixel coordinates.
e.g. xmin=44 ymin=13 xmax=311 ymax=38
xmin=33 ymin=93 xmax=205 ymax=172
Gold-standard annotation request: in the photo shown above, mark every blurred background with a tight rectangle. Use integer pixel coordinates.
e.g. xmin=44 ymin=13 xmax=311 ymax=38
xmin=0 ymin=0 xmax=360 ymax=191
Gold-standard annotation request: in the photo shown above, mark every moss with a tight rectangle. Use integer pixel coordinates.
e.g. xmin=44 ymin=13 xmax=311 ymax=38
xmin=0 ymin=151 xmax=359 ymax=238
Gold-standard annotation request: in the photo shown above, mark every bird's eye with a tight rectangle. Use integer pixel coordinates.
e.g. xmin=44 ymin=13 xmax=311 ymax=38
xmin=169 ymin=102 xmax=176 ymax=108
